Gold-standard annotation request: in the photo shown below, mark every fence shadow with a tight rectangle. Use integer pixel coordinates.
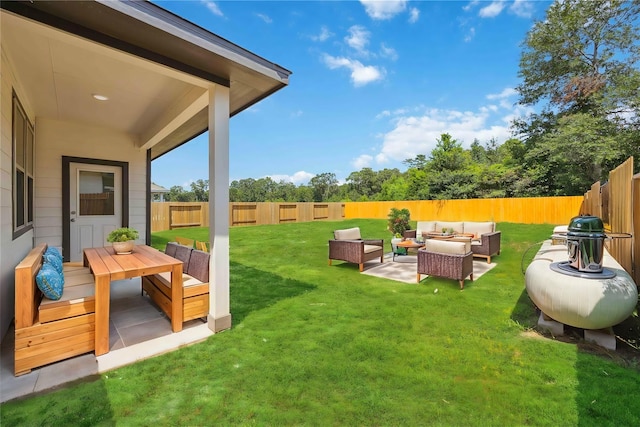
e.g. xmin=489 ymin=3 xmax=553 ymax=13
xmin=1 ymin=374 xmax=115 ymax=425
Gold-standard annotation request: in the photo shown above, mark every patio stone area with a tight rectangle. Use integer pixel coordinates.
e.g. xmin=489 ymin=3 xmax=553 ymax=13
xmin=1 ymin=278 xmax=213 ymax=403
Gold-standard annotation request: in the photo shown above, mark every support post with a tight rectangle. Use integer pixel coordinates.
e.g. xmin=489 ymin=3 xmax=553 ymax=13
xmin=207 ymin=84 xmax=232 ymax=332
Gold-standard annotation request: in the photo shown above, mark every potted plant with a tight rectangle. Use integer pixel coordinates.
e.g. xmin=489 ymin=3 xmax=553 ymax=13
xmin=388 ymin=208 xmax=411 ymax=253
xmin=107 ymin=227 xmax=139 ymax=254
xmin=441 ymin=227 xmax=456 ymax=236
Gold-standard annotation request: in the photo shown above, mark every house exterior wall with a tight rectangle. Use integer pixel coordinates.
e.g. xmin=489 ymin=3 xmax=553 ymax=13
xmin=0 ymin=47 xmax=36 ymax=341
xmin=34 ymin=118 xmax=148 ymax=248
xmin=1 ymin=47 xmax=148 ymax=342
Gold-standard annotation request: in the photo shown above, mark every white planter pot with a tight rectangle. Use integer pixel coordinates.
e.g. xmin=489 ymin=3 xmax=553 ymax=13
xmin=112 ymin=240 xmax=134 ymax=254
xmin=391 ymin=237 xmax=403 ymax=252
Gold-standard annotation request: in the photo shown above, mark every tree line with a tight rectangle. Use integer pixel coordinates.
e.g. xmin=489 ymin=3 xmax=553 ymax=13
xmin=161 ymin=0 xmax=640 ymax=204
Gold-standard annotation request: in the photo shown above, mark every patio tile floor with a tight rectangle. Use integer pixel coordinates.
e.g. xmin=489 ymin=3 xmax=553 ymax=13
xmin=1 ymin=278 xmax=213 ymax=403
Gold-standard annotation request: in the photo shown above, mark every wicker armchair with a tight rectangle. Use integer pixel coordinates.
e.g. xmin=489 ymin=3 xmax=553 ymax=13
xmin=328 ymin=227 xmax=384 ymax=272
xmin=471 ymin=231 xmax=501 ymax=264
xmin=417 ymin=239 xmax=474 ymax=289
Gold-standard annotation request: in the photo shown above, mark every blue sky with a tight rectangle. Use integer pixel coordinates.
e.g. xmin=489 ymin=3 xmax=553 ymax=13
xmin=151 ymin=0 xmax=549 ymax=190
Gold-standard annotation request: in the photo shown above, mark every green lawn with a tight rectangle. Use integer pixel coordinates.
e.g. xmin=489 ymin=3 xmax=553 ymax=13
xmin=2 ymin=220 xmax=639 ymax=426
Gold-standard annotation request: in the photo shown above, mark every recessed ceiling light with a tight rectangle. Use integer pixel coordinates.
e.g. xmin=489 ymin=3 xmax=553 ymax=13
xmin=92 ymin=94 xmax=109 ymax=101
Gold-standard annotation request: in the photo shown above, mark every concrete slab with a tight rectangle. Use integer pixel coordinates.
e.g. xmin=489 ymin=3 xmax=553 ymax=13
xmin=0 ymin=277 xmax=213 ymax=403
xmin=538 ymin=312 xmax=565 ymax=336
xmin=584 ymin=328 xmax=616 ymax=350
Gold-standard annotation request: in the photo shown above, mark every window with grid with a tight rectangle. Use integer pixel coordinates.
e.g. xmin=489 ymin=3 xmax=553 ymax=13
xmin=13 ymin=91 xmax=34 ymax=238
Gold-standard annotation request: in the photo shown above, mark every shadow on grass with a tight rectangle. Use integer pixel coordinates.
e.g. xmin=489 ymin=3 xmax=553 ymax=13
xmin=230 ymin=261 xmax=316 ymax=325
xmin=1 ymin=375 xmax=115 ymax=426
xmin=510 ymin=287 xmax=539 ymax=328
xmin=513 ymin=269 xmax=640 ymax=424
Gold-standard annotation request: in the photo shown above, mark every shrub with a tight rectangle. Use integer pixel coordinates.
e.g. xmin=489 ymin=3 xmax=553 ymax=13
xmin=107 ymin=227 xmax=139 ymax=243
xmin=387 ymin=208 xmax=411 ymax=237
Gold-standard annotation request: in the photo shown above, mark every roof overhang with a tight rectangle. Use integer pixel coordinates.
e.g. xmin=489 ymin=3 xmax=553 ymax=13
xmin=0 ymin=0 xmax=291 ymax=159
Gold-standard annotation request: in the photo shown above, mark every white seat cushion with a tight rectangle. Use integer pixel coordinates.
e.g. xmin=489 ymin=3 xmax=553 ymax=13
xmin=154 ymin=271 xmax=203 ymax=288
xmin=62 ymin=265 xmax=91 ymax=275
xmin=334 ymin=227 xmax=362 ymax=240
xmin=40 ymin=283 xmax=94 ymax=306
xmin=435 ymin=221 xmax=464 ymax=234
xmin=424 ymin=240 xmax=470 ymax=255
xmin=416 ymin=221 xmax=437 ymax=236
xmin=64 ymin=273 xmax=96 ymax=287
xmin=363 ymin=244 xmax=382 ymax=254
xmin=463 ymin=222 xmax=495 ymax=237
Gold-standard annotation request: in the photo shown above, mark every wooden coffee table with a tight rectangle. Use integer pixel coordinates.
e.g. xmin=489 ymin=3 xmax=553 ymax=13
xmin=393 ymin=239 xmax=424 ymax=261
xmin=396 ymin=240 xmax=425 ymax=250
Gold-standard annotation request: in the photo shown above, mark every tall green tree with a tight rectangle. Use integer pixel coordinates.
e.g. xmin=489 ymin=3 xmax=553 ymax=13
xmin=190 ymin=179 xmax=209 ymax=202
xmin=309 ymin=172 xmax=339 ymax=202
xmin=516 ymin=0 xmax=640 ymax=195
xmin=426 ymin=133 xmax=477 ymax=199
xmin=165 ymin=185 xmax=194 ymax=202
xmin=346 ymin=168 xmax=378 ymax=200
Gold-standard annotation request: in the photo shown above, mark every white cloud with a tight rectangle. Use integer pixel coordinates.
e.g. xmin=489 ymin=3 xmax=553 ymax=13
xmin=486 ymin=87 xmax=518 ymax=100
xmin=379 ymin=43 xmax=398 ymax=61
xmin=201 ymin=0 xmax=223 ymax=17
xmin=290 ymin=110 xmax=303 ymax=118
xmin=372 ymin=92 xmax=529 ymax=164
xmin=269 ymin=171 xmax=315 ymax=185
xmin=322 ymin=54 xmax=385 ymax=87
xmin=486 ymin=87 xmax=518 ymax=108
xmin=464 ymin=27 xmax=476 ymax=42
xmin=360 ymin=0 xmax=407 ymax=20
xmin=352 ymin=154 xmax=374 ymax=169
xmin=479 ymin=1 xmax=506 ymax=18
xmin=345 ymin=25 xmax=371 ymax=55
xmin=510 ymin=0 xmax=535 ymax=18
xmin=376 ymin=110 xmax=392 ymax=119
xmin=408 ymin=7 xmax=420 ymax=23
xmin=311 ymin=26 xmax=333 ymax=42
xmin=463 ymin=1 xmax=480 ymax=12
xmin=375 ymin=109 xmax=512 ymax=164
xmin=256 ymin=13 xmax=272 ymax=24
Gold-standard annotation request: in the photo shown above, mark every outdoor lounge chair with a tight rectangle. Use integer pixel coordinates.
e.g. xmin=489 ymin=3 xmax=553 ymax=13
xmin=417 ymin=239 xmax=473 ymax=289
xmin=470 ymin=231 xmax=501 ymax=264
xmin=328 ymin=227 xmax=384 ymax=272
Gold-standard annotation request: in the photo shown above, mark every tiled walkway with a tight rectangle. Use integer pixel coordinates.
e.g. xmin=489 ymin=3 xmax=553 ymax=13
xmin=1 ymin=278 xmax=213 ymax=403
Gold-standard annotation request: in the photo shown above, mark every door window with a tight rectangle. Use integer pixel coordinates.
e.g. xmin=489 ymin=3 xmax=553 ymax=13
xmin=78 ymin=170 xmax=115 ymax=216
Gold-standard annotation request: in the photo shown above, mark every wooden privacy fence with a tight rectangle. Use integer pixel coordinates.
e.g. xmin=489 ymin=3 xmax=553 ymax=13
xmin=230 ymin=202 xmax=345 ymax=226
xmin=152 ymin=202 xmax=210 ymax=231
xmin=580 ymin=157 xmax=638 ymax=285
xmin=345 ymin=196 xmax=583 ymax=226
xmin=151 ymin=202 xmax=345 ymax=231
xmin=152 ymin=197 xmax=581 ymax=232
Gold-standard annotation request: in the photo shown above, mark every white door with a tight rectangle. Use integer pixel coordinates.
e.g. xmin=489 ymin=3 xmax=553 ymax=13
xmin=69 ymin=163 xmax=122 ymax=261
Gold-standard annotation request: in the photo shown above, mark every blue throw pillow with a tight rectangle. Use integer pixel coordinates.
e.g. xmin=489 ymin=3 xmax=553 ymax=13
xmin=43 ymin=252 xmax=63 ymax=274
xmin=45 ymin=247 xmax=63 ymax=262
xmin=36 ymin=264 xmax=65 ymax=300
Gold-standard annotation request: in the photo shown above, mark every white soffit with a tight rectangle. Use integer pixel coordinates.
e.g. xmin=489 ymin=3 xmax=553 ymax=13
xmin=1 ymin=11 xmax=210 ymax=142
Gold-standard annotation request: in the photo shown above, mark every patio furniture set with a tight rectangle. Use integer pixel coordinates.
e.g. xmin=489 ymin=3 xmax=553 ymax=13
xmin=13 ymin=240 xmax=210 ymax=376
xmin=328 ymin=221 xmax=501 ymax=289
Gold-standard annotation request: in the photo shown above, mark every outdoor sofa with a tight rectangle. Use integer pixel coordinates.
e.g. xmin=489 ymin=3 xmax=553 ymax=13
xmin=405 ymin=220 xmax=501 ymax=264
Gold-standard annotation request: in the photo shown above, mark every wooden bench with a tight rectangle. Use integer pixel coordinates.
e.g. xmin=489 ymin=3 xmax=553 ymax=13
xmin=142 ymin=243 xmax=209 ymax=323
xmin=14 ymin=243 xmax=96 ymax=376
